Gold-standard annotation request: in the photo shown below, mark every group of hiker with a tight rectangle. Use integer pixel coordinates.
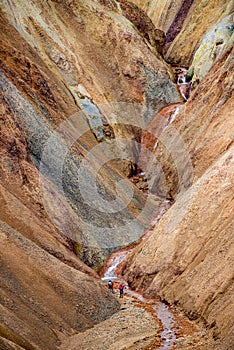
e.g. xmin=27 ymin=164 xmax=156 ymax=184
xmin=108 ymin=280 xmax=124 ymax=298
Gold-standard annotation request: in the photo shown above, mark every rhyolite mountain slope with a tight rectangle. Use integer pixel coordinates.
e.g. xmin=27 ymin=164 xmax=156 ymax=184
xmin=0 ymin=0 xmax=180 ymax=348
xmin=0 ymin=0 xmax=233 ymax=350
xmin=0 ymin=221 xmax=120 ymax=350
xmin=131 ymin=0 xmax=233 ymax=64
xmin=122 ymin=2 xmax=234 ymax=350
xmin=0 ymin=0 xmax=180 ymax=268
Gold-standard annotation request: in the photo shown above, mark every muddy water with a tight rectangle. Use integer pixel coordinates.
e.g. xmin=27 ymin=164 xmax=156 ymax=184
xmin=101 ymin=67 xmax=192 ymax=349
xmin=102 ymin=248 xmax=177 ymax=350
xmin=153 ymin=303 xmax=176 ymax=349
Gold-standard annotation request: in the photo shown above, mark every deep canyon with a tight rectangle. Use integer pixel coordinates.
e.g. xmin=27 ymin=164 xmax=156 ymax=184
xmin=0 ymin=0 xmax=233 ymax=349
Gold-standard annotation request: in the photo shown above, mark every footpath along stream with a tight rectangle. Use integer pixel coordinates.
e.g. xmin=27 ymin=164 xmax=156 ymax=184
xmin=101 ymin=248 xmax=177 ymax=350
xmin=101 ymin=237 xmax=212 ymax=349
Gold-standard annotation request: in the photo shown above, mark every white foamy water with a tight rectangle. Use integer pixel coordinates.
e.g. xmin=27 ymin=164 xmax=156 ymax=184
xmin=180 ymin=87 xmax=188 ymax=101
xmin=153 ymin=140 xmax=158 ymax=151
xmin=102 ymin=250 xmax=131 ymax=281
xmin=169 ymin=105 xmax=181 ymax=124
xmin=177 ymin=74 xmax=187 ymax=85
xmin=176 ymin=67 xmax=190 ymax=101
xmin=153 ymin=303 xmax=176 ymax=350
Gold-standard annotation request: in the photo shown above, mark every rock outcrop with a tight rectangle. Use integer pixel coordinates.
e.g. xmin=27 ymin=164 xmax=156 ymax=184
xmin=188 ymin=13 xmax=234 ymax=85
xmin=116 ymin=0 xmax=166 ymax=55
xmin=165 ymin=0 xmax=233 ymax=66
xmin=130 ymin=0 xmax=185 ymax=32
xmin=129 ymin=1 xmax=233 ymax=67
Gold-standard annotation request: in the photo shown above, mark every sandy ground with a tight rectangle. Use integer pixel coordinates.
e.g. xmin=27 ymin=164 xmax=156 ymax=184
xmin=60 ymin=285 xmax=215 ymax=350
xmin=60 ymin=296 xmax=161 ymax=350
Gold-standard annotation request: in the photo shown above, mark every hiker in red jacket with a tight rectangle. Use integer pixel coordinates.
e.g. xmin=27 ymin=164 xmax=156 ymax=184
xmin=119 ymin=283 xmax=124 ymax=298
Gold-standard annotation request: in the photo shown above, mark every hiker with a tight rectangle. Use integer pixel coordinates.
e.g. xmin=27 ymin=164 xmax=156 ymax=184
xmin=108 ymin=280 xmax=114 ymax=293
xmin=119 ymin=283 xmax=124 ymax=298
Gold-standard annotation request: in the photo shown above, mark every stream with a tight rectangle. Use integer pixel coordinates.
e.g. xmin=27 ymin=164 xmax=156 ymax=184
xmin=102 ymin=249 xmax=177 ymax=350
xmin=100 ymin=67 xmax=191 ymax=349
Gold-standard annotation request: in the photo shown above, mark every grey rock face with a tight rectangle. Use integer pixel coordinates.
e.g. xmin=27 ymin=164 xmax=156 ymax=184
xmin=188 ymin=14 xmax=234 ymax=84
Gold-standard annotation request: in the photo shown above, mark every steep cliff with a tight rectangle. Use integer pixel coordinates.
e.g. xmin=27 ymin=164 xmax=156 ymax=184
xmin=130 ymin=0 xmax=185 ymax=32
xmin=0 ymin=221 xmax=120 ymax=350
xmin=188 ymin=13 xmax=234 ymax=85
xmin=165 ymin=0 xmax=233 ymax=65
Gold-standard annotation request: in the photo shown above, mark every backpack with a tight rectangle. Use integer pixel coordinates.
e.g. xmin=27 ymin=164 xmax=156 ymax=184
xmin=108 ymin=281 xmax=113 ymax=287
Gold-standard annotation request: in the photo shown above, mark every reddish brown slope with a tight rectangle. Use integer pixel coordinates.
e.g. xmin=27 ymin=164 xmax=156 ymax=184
xmin=124 ymin=45 xmax=234 ymax=350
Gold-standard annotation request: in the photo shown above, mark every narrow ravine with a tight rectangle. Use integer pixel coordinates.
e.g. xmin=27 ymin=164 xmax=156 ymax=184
xmin=100 ymin=68 xmax=193 ymax=349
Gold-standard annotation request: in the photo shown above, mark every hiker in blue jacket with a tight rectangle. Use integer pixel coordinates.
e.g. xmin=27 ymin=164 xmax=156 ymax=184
xmin=108 ymin=280 xmax=114 ymax=293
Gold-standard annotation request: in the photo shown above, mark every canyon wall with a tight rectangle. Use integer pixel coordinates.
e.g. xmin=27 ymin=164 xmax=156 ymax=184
xmin=123 ymin=6 xmax=234 ymax=349
xmin=0 ymin=0 xmax=181 ymax=268
xmin=125 ymin=144 xmax=233 ymax=349
xmin=0 ymin=0 xmax=180 ymax=348
xmin=0 ymin=0 xmax=233 ymax=349
xmin=131 ymin=0 xmax=233 ymax=66
xmin=130 ymin=0 xmax=185 ymax=32
xmin=0 ymin=221 xmax=120 ymax=350
xmin=165 ymin=0 xmax=233 ymax=65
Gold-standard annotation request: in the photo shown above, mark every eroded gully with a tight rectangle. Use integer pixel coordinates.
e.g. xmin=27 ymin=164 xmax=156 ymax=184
xmin=100 ymin=68 xmax=192 ymax=349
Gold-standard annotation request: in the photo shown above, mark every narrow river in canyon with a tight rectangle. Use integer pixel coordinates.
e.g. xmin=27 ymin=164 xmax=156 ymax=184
xmin=100 ymin=68 xmax=192 ymax=349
